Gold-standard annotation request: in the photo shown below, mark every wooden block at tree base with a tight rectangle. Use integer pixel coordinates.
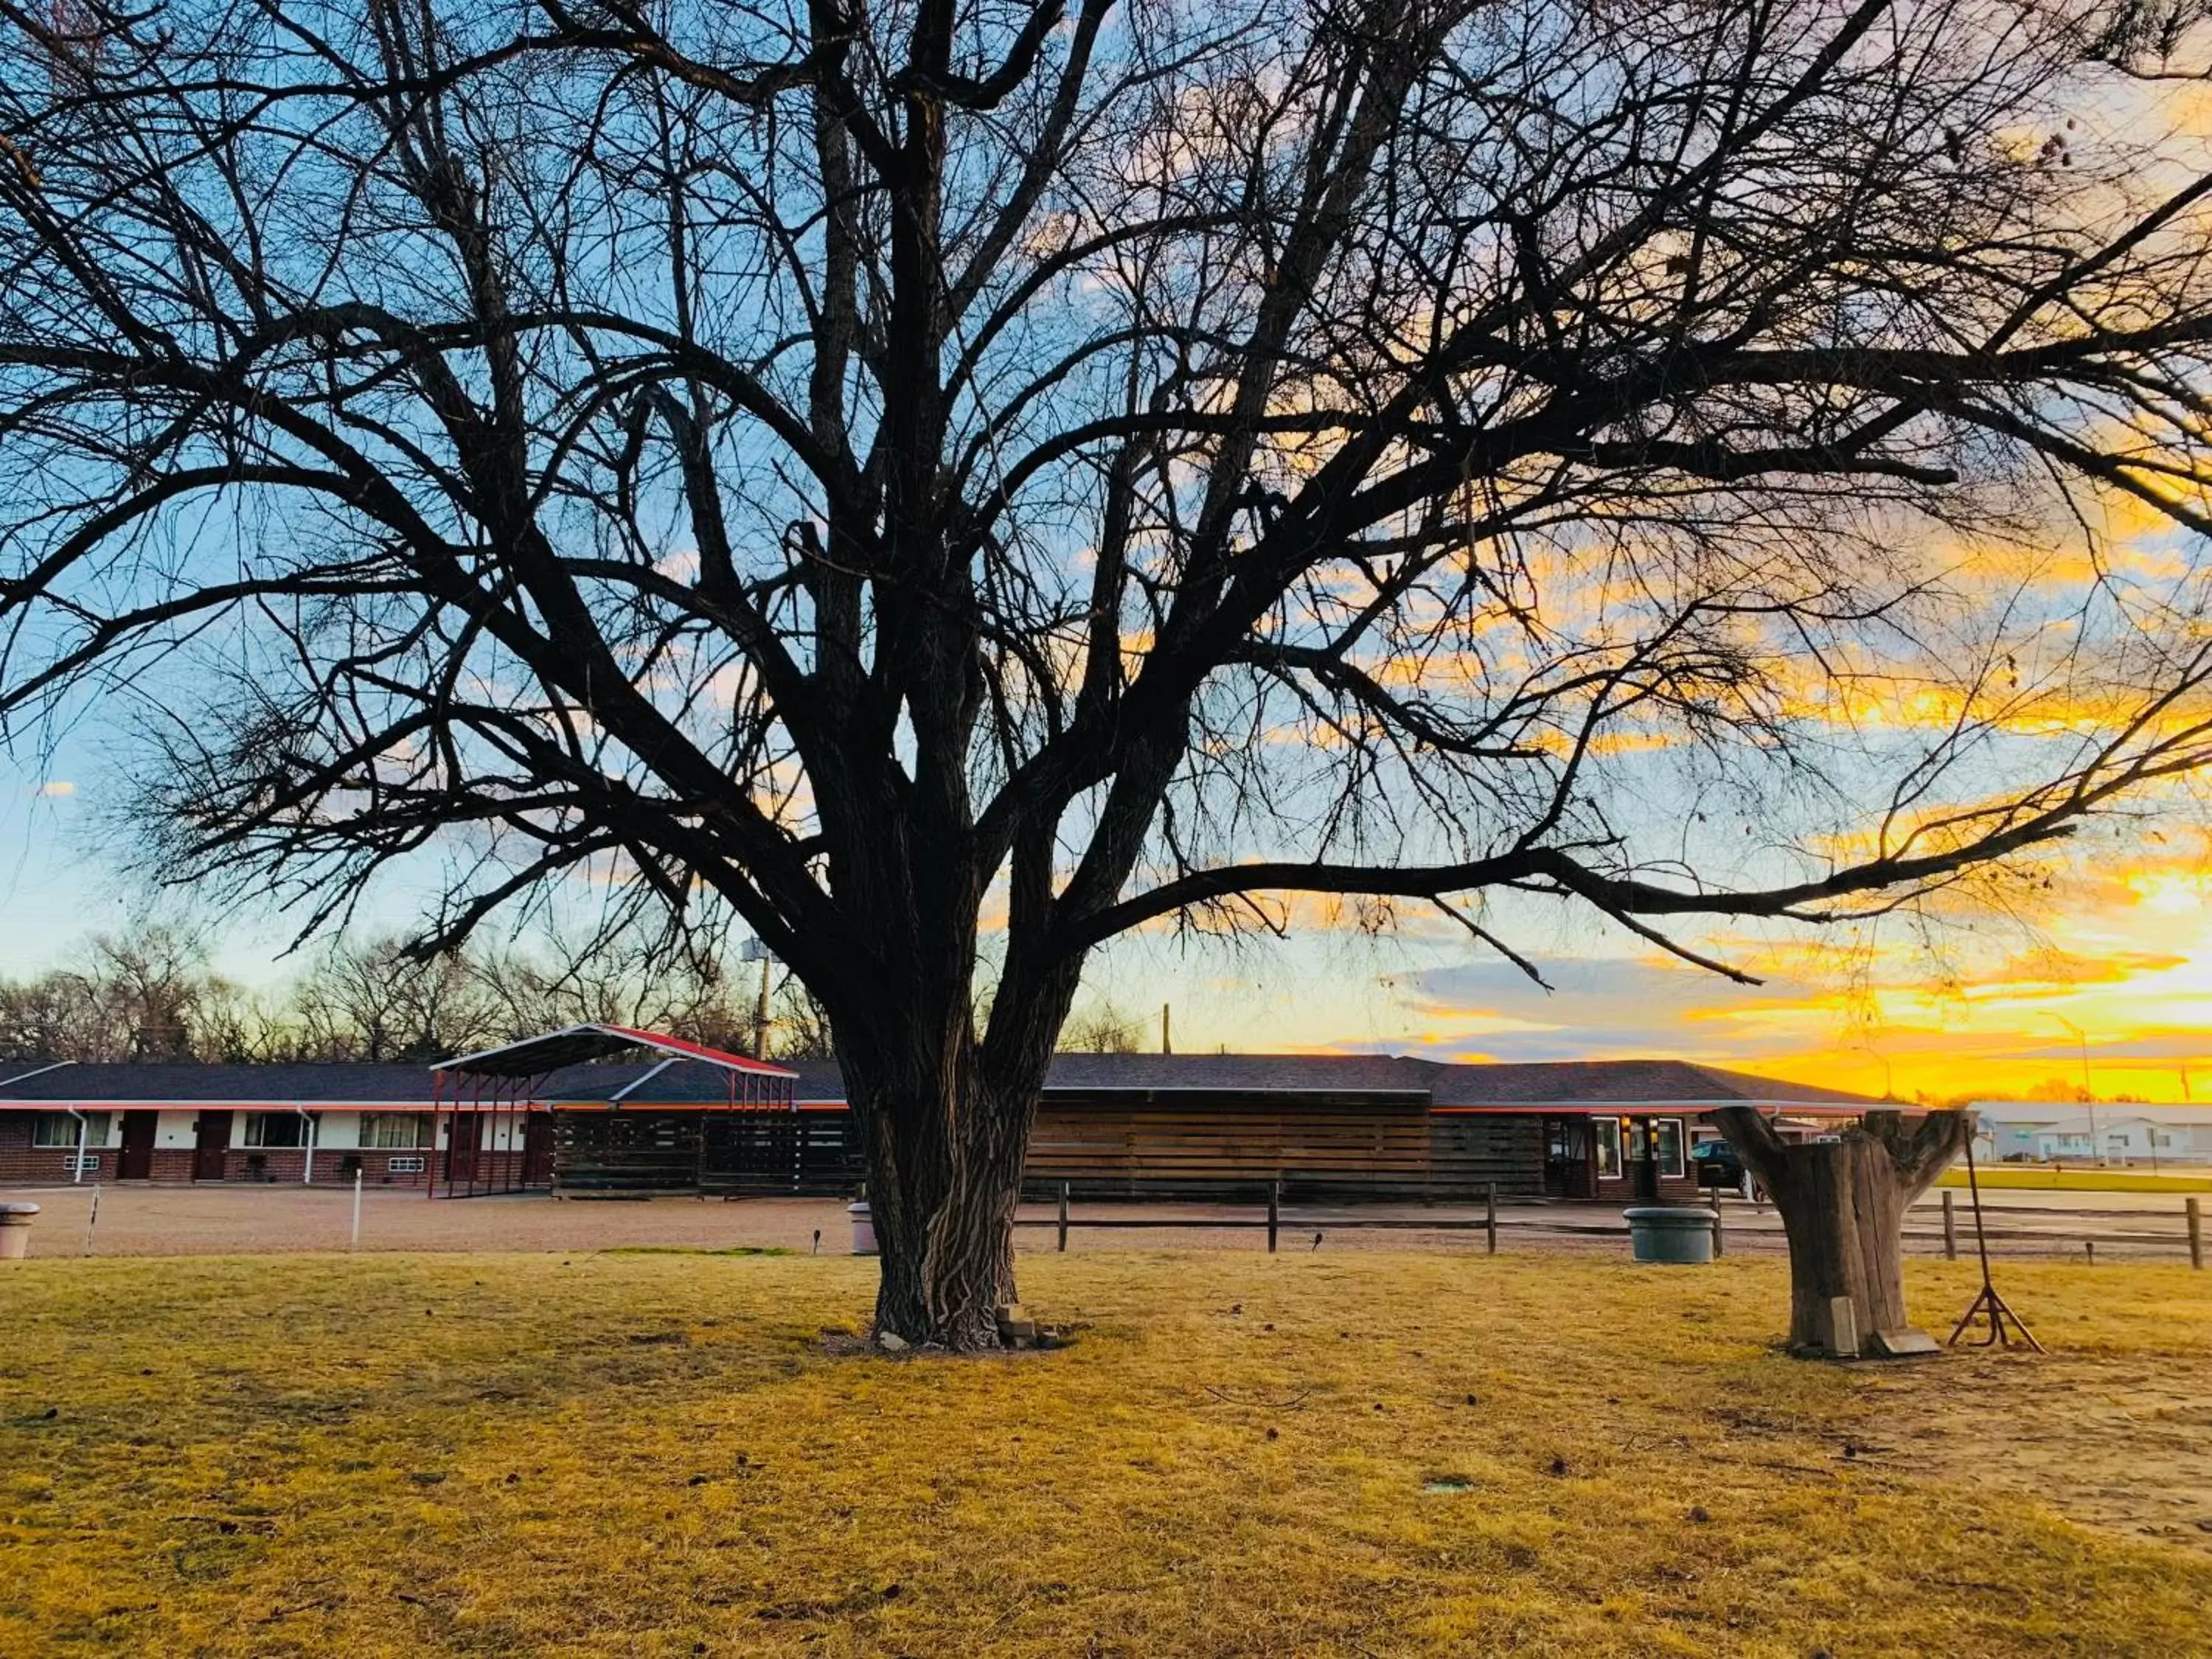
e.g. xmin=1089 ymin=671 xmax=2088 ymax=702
xmin=1866 ymin=1326 xmax=1940 ymax=1358
xmin=1826 ymin=1296 xmax=1860 ymax=1359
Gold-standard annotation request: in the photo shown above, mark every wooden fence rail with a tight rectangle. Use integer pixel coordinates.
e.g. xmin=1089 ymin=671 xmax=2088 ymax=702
xmin=1012 ymin=1183 xmax=2207 ymax=1265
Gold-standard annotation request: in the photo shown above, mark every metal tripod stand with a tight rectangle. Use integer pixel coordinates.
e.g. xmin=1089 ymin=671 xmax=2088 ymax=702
xmin=1946 ymin=1133 xmax=2042 ymax=1352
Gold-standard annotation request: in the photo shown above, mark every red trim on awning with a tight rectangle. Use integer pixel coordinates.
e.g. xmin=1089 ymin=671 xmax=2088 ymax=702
xmin=433 ymin=1023 xmax=798 ymax=1080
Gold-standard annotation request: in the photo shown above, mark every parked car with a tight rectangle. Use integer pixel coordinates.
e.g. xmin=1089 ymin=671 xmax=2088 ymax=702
xmin=1691 ymin=1139 xmax=1747 ymax=1190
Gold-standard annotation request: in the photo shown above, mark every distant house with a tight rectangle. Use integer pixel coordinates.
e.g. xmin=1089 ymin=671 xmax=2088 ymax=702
xmin=1 ymin=1042 xmax=1893 ymax=1200
xmin=1965 ymin=1100 xmax=2212 ymax=1166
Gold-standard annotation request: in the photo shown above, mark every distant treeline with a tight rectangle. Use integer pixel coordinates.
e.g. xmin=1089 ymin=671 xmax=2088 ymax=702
xmin=0 ymin=926 xmax=833 ymax=1065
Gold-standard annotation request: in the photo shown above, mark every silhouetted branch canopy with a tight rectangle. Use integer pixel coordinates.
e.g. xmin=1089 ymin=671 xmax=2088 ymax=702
xmin=4 ymin=0 xmax=2212 ymax=1034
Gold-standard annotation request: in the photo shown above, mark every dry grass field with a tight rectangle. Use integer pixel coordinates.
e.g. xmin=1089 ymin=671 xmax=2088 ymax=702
xmin=1 ymin=1249 xmax=2207 ymax=1658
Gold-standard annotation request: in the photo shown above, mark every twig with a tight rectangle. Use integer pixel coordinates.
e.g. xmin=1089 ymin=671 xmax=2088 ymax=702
xmin=1200 ymin=1385 xmax=1312 ymax=1410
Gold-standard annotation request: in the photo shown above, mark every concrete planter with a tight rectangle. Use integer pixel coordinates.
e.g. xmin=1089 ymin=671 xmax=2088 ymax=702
xmin=0 ymin=1200 xmax=41 ymax=1261
xmin=1622 ymin=1205 xmax=1717 ymax=1265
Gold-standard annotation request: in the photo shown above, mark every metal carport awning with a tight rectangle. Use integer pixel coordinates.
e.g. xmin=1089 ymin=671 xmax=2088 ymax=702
xmin=428 ymin=1026 xmax=799 ymax=1200
xmin=434 ymin=1023 xmax=799 ymax=1081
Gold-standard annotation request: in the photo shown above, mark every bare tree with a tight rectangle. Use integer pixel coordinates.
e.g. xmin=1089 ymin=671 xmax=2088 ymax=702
xmin=471 ymin=933 xmax=751 ymax=1046
xmin=1063 ymin=1001 xmax=1144 ymax=1054
xmin=769 ymin=975 xmax=838 ymax=1062
xmin=7 ymin=0 xmax=2212 ymax=1345
xmin=290 ymin=936 xmax=501 ymax=1060
xmin=0 ymin=925 xmax=234 ymax=1060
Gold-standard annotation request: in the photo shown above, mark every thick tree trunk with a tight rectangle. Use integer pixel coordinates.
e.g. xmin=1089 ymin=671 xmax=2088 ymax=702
xmin=1713 ymin=1107 xmax=1973 ymax=1359
xmin=838 ymin=1037 xmax=1048 ymax=1352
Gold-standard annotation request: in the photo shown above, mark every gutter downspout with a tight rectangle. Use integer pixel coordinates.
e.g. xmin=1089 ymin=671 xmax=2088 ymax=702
xmin=66 ymin=1105 xmax=87 ymax=1183
xmin=296 ymin=1105 xmax=317 ymax=1184
xmin=0 ymin=1059 xmax=77 ymax=1090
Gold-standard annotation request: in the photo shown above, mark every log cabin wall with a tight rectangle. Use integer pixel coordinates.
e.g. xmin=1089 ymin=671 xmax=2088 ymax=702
xmin=1427 ymin=1113 xmax=1548 ymax=1197
xmin=1023 ymin=1090 xmax=1456 ymax=1200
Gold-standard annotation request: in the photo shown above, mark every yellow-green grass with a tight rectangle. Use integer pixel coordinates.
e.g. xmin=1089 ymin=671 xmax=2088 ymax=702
xmin=1 ymin=1251 xmax=2207 ymax=1658
xmin=1933 ymin=1164 xmax=2212 ymax=1192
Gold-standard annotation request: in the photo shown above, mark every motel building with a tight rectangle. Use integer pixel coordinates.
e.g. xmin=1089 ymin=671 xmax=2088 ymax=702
xmin=1 ymin=1029 xmax=1885 ymax=1202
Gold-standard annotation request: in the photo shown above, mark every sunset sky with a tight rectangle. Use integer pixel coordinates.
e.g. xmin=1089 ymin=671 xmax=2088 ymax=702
xmin=12 ymin=745 xmax=2202 ymax=1103
xmin=4 ymin=65 xmax=2210 ymax=1106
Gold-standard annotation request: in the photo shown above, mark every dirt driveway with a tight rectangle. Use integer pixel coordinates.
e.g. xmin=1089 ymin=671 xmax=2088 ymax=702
xmin=0 ymin=1183 xmax=855 ymax=1258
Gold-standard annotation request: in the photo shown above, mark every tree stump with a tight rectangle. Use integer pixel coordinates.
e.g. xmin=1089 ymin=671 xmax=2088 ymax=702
xmin=1711 ymin=1107 xmax=1974 ymax=1360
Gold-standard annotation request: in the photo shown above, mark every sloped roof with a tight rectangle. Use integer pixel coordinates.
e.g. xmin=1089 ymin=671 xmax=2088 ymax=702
xmin=540 ymin=1058 xmax=794 ymax=1104
xmin=1422 ymin=1058 xmax=1884 ymax=1108
xmin=0 ymin=1061 xmax=444 ymax=1105
xmin=0 ymin=1051 xmax=1888 ymax=1112
xmin=1042 ymin=1051 xmax=1433 ymax=1094
xmin=771 ymin=1054 xmax=1883 ymax=1110
xmin=436 ymin=1023 xmax=794 ymax=1079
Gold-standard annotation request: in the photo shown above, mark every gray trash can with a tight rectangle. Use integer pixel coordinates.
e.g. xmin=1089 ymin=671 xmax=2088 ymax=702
xmin=848 ymin=1200 xmax=877 ymax=1256
xmin=1623 ymin=1206 xmax=1717 ymax=1265
xmin=0 ymin=1201 xmax=40 ymax=1261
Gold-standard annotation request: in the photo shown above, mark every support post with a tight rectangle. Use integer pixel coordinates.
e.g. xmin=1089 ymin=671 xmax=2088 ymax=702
xmin=1708 ymin=1186 xmax=1723 ymax=1258
xmin=351 ymin=1169 xmax=364 ymax=1251
xmin=1057 ymin=1183 xmax=1070 ymax=1253
xmin=1267 ymin=1181 xmax=1279 ymax=1254
xmin=1484 ymin=1182 xmax=1498 ymax=1255
xmin=81 ymin=1184 xmax=100 ymax=1256
xmin=2188 ymin=1197 xmax=2202 ymax=1270
xmin=1942 ymin=1190 xmax=1958 ymax=1260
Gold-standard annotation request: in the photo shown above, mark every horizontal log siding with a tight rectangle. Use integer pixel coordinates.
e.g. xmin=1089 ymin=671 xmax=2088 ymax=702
xmin=545 ymin=1097 xmax=1558 ymax=1200
xmin=1429 ymin=1114 xmax=1548 ymax=1198
xmin=1021 ymin=1091 xmax=1498 ymax=1200
xmin=554 ymin=1112 xmax=703 ymax=1192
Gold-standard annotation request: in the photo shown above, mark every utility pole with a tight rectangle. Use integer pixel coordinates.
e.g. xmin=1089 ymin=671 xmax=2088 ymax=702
xmin=742 ymin=938 xmax=773 ymax=1060
xmin=1161 ymin=1003 xmax=1172 ymax=1055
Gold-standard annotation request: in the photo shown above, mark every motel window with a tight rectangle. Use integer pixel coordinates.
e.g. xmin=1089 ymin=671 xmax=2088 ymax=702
xmin=32 ymin=1111 xmax=109 ymax=1148
xmin=2152 ymin=1131 xmax=2174 ymax=1149
xmin=358 ymin=1113 xmax=431 ymax=1150
xmin=1655 ymin=1118 xmax=1687 ymax=1179
xmin=243 ymin=1112 xmax=316 ymax=1149
xmin=1594 ymin=1117 xmax=1622 ymax=1180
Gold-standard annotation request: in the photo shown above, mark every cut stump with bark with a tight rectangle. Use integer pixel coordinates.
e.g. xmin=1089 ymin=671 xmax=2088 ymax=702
xmin=1712 ymin=1106 xmax=1974 ymax=1360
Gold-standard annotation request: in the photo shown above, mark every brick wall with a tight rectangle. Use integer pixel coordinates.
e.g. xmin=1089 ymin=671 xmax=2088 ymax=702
xmin=1594 ymin=1169 xmax=1707 ymax=1204
xmin=215 ymin=1147 xmax=437 ymax=1187
xmin=0 ymin=1115 xmax=111 ymax=1185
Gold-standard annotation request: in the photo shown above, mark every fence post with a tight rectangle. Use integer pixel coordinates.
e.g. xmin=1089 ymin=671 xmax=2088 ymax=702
xmin=1267 ymin=1182 xmax=1280 ymax=1254
xmin=1707 ymin=1187 xmax=1723 ymax=1258
xmin=2188 ymin=1197 xmax=2202 ymax=1270
xmin=350 ymin=1169 xmax=364 ymax=1252
xmin=1484 ymin=1182 xmax=1498 ymax=1256
xmin=1942 ymin=1190 xmax=1958 ymax=1261
xmin=1057 ymin=1183 xmax=1070 ymax=1253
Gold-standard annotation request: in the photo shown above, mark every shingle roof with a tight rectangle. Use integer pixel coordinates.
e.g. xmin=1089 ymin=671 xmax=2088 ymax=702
xmin=1422 ymin=1058 xmax=1882 ymax=1108
xmin=0 ymin=1061 xmax=445 ymax=1104
xmin=0 ymin=1052 xmax=1885 ymax=1111
xmin=1043 ymin=1051 xmax=1433 ymax=1094
xmin=776 ymin=1054 xmax=1881 ymax=1109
